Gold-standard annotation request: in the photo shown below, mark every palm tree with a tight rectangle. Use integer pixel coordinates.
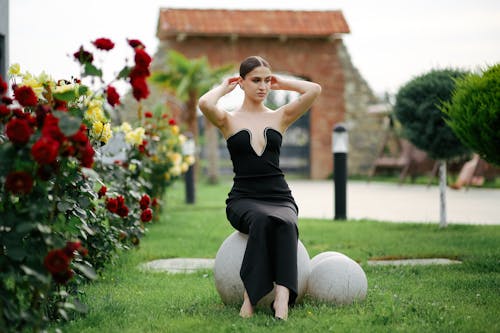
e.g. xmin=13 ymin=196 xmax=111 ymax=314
xmin=151 ymin=50 xmax=234 ymax=184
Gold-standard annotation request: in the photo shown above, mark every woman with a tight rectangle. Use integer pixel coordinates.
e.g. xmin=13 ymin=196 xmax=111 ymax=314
xmin=198 ymin=56 xmax=321 ymax=320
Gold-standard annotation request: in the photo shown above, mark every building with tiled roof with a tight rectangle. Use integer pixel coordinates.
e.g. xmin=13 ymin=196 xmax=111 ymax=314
xmin=155 ymin=8 xmax=381 ymax=179
xmin=157 ymin=9 xmax=350 ymax=39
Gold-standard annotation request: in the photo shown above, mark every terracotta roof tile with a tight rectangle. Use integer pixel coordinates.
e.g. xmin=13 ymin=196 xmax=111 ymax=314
xmin=157 ymin=9 xmax=350 ymax=39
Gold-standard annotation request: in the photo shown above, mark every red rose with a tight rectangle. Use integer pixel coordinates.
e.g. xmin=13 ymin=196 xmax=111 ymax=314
xmin=44 ymin=249 xmax=70 ymax=274
xmin=106 ymin=85 xmax=120 ymax=107
xmin=14 ymin=85 xmax=38 ymax=107
xmin=26 ymin=115 xmax=37 ymax=127
xmin=117 ymin=205 xmax=129 ymax=218
xmin=138 ymin=140 xmax=148 ymax=154
xmin=152 ymin=197 xmax=159 ymax=207
xmin=64 ymin=241 xmax=82 ymax=258
xmin=129 ymin=66 xmax=150 ymax=79
xmin=31 ymin=136 xmax=60 ymax=165
xmin=2 ymin=96 xmax=13 ymax=104
xmin=79 ymin=247 xmax=88 ymax=256
xmin=54 ymin=99 xmax=68 ymax=111
xmin=5 ymin=171 xmax=34 ymax=195
xmin=73 ymin=46 xmax=94 ymax=64
xmin=0 ymin=75 xmax=7 ymax=95
xmin=70 ymin=126 xmax=89 ymax=145
xmin=60 ymin=142 xmax=76 ymax=157
xmin=98 ymin=185 xmax=107 ymax=198
xmin=140 ymin=208 xmax=153 ymax=223
xmin=42 ymin=114 xmax=66 ymax=143
xmin=130 ymin=77 xmax=149 ymax=101
xmin=139 ymin=194 xmax=151 ymax=210
xmin=134 ymin=48 xmax=152 ymax=69
xmin=0 ymin=104 xmax=10 ymax=117
xmin=79 ymin=142 xmax=95 ymax=168
xmin=92 ymin=38 xmax=115 ymax=51
xmin=52 ymin=269 xmax=74 ymax=284
xmin=144 ymin=111 xmax=153 ymax=118
xmin=115 ymin=195 xmax=124 ymax=207
xmin=127 ymin=39 xmax=145 ymax=49
xmin=106 ymin=197 xmax=118 ymax=213
xmin=5 ymin=118 xmax=33 ymax=145
xmin=35 ymin=104 xmax=50 ymax=126
xmin=168 ymin=118 xmax=176 ymax=126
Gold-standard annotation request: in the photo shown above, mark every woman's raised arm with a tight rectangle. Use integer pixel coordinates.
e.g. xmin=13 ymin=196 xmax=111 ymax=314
xmin=273 ymin=76 xmax=322 ymax=129
xmin=198 ymin=77 xmax=239 ymax=129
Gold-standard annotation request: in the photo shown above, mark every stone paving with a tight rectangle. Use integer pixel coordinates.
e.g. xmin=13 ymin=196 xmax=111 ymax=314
xmin=140 ymin=258 xmax=215 ymax=274
xmin=140 ymin=257 xmax=463 ymax=274
xmin=288 ymin=180 xmax=500 ymax=225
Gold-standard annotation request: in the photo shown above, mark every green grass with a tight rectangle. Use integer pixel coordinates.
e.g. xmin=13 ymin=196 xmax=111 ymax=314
xmin=55 ymin=180 xmax=500 ymax=333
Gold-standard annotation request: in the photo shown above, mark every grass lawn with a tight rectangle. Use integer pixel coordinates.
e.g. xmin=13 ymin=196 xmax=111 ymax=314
xmin=56 ymin=180 xmax=500 ymax=333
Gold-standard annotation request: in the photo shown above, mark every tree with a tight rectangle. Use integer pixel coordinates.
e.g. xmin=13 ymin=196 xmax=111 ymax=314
xmin=394 ymin=69 xmax=470 ymax=227
xmin=151 ymin=50 xmax=233 ymax=184
xmin=441 ymin=64 xmax=500 ymax=166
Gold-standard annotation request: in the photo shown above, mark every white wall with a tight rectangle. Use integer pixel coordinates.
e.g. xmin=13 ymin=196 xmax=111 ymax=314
xmin=0 ymin=0 xmax=9 ymax=79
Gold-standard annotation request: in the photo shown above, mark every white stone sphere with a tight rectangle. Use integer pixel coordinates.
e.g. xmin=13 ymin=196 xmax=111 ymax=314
xmin=214 ymin=231 xmax=311 ymax=307
xmin=310 ymin=251 xmax=348 ymax=270
xmin=307 ymin=255 xmax=368 ymax=305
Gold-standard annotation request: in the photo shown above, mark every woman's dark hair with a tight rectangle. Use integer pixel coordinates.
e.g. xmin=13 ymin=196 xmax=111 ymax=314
xmin=239 ymin=56 xmax=271 ymax=78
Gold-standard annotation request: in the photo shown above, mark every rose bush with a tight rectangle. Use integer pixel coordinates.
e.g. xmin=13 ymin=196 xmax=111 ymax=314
xmin=0 ymin=37 xmax=193 ymax=332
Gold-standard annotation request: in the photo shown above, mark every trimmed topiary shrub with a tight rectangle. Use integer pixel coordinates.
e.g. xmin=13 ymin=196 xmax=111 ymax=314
xmin=441 ymin=64 xmax=500 ymax=166
xmin=394 ymin=69 xmax=470 ymax=160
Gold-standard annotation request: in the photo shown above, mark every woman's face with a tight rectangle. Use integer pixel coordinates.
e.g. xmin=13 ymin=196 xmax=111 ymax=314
xmin=241 ymin=66 xmax=272 ymax=102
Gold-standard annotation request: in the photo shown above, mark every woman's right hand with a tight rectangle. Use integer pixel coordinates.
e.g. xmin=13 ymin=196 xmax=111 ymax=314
xmin=222 ymin=76 xmax=240 ymax=94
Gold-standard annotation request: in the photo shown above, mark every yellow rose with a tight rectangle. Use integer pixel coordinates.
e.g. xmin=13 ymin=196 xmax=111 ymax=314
xmin=22 ymin=72 xmax=44 ymax=97
xmin=92 ymin=121 xmax=104 ymax=135
xmin=87 ymin=99 xmax=103 ymax=110
xmin=125 ymin=127 xmax=145 ymax=146
xmin=85 ymin=106 xmax=107 ymax=123
xmin=178 ymin=134 xmax=187 ymax=145
xmin=171 ymin=125 xmax=180 ymax=135
xmin=91 ymin=121 xmax=112 ymax=143
xmin=181 ymin=162 xmax=189 ymax=173
xmin=168 ymin=152 xmax=182 ymax=165
xmin=128 ymin=164 xmax=137 ymax=172
xmin=53 ymin=83 xmax=76 ymax=94
xmin=120 ymin=122 xmax=133 ymax=134
xmin=169 ymin=165 xmax=182 ymax=177
xmin=184 ymin=155 xmax=195 ymax=165
xmin=8 ymin=63 xmax=21 ymax=76
xmin=37 ymin=71 xmax=53 ymax=85
xmin=95 ymin=122 xmax=113 ymax=143
xmin=164 ymin=172 xmax=171 ymax=181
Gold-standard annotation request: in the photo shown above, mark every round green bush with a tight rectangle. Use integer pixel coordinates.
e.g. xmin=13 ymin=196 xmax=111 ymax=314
xmin=394 ymin=69 xmax=470 ymax=160
xmin=441 ymin=64 xmax=500 ymax=166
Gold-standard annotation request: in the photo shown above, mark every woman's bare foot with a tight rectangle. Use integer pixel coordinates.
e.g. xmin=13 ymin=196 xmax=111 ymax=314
xmin=273 ymin=285 xmax=290 ymax=320
xmin=240 ymin=291 xmax=254 ymax=318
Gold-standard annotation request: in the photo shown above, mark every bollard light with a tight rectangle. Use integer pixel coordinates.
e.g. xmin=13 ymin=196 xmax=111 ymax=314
xmin=182 ymin=132 xmax=196 ymax=204
xmin=332 ymin=124 xmax=348 ymax=220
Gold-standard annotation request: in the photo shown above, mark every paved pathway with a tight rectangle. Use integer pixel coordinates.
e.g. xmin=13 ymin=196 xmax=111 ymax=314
xmin=288 ymin=180 xmax=500 ymax=225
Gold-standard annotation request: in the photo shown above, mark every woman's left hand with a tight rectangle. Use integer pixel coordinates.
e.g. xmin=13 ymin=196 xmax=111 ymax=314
xmin=270 ymin=75 xmax=284 ymax=90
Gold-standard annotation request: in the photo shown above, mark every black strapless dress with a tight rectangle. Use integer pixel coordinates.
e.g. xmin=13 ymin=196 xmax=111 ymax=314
xmin=225 ymin=127 xmax=299 ymax=306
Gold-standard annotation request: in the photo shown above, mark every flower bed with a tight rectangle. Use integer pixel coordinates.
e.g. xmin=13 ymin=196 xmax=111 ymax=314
xmin=0 ymin=38 xmax=193 ymax=332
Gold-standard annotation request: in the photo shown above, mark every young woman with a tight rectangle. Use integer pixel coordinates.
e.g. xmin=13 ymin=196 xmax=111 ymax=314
xmin=198 ymin=56 xmax=321 ymax=320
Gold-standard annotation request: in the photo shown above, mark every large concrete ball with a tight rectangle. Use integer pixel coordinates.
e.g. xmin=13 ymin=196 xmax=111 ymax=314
xmin=307 ymin=256 xmax=368 ymax=305
xmin=310 ymin=251 xmax=348 ymax=270
xmin=214 ymin=231 xmax=310 ymax=307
